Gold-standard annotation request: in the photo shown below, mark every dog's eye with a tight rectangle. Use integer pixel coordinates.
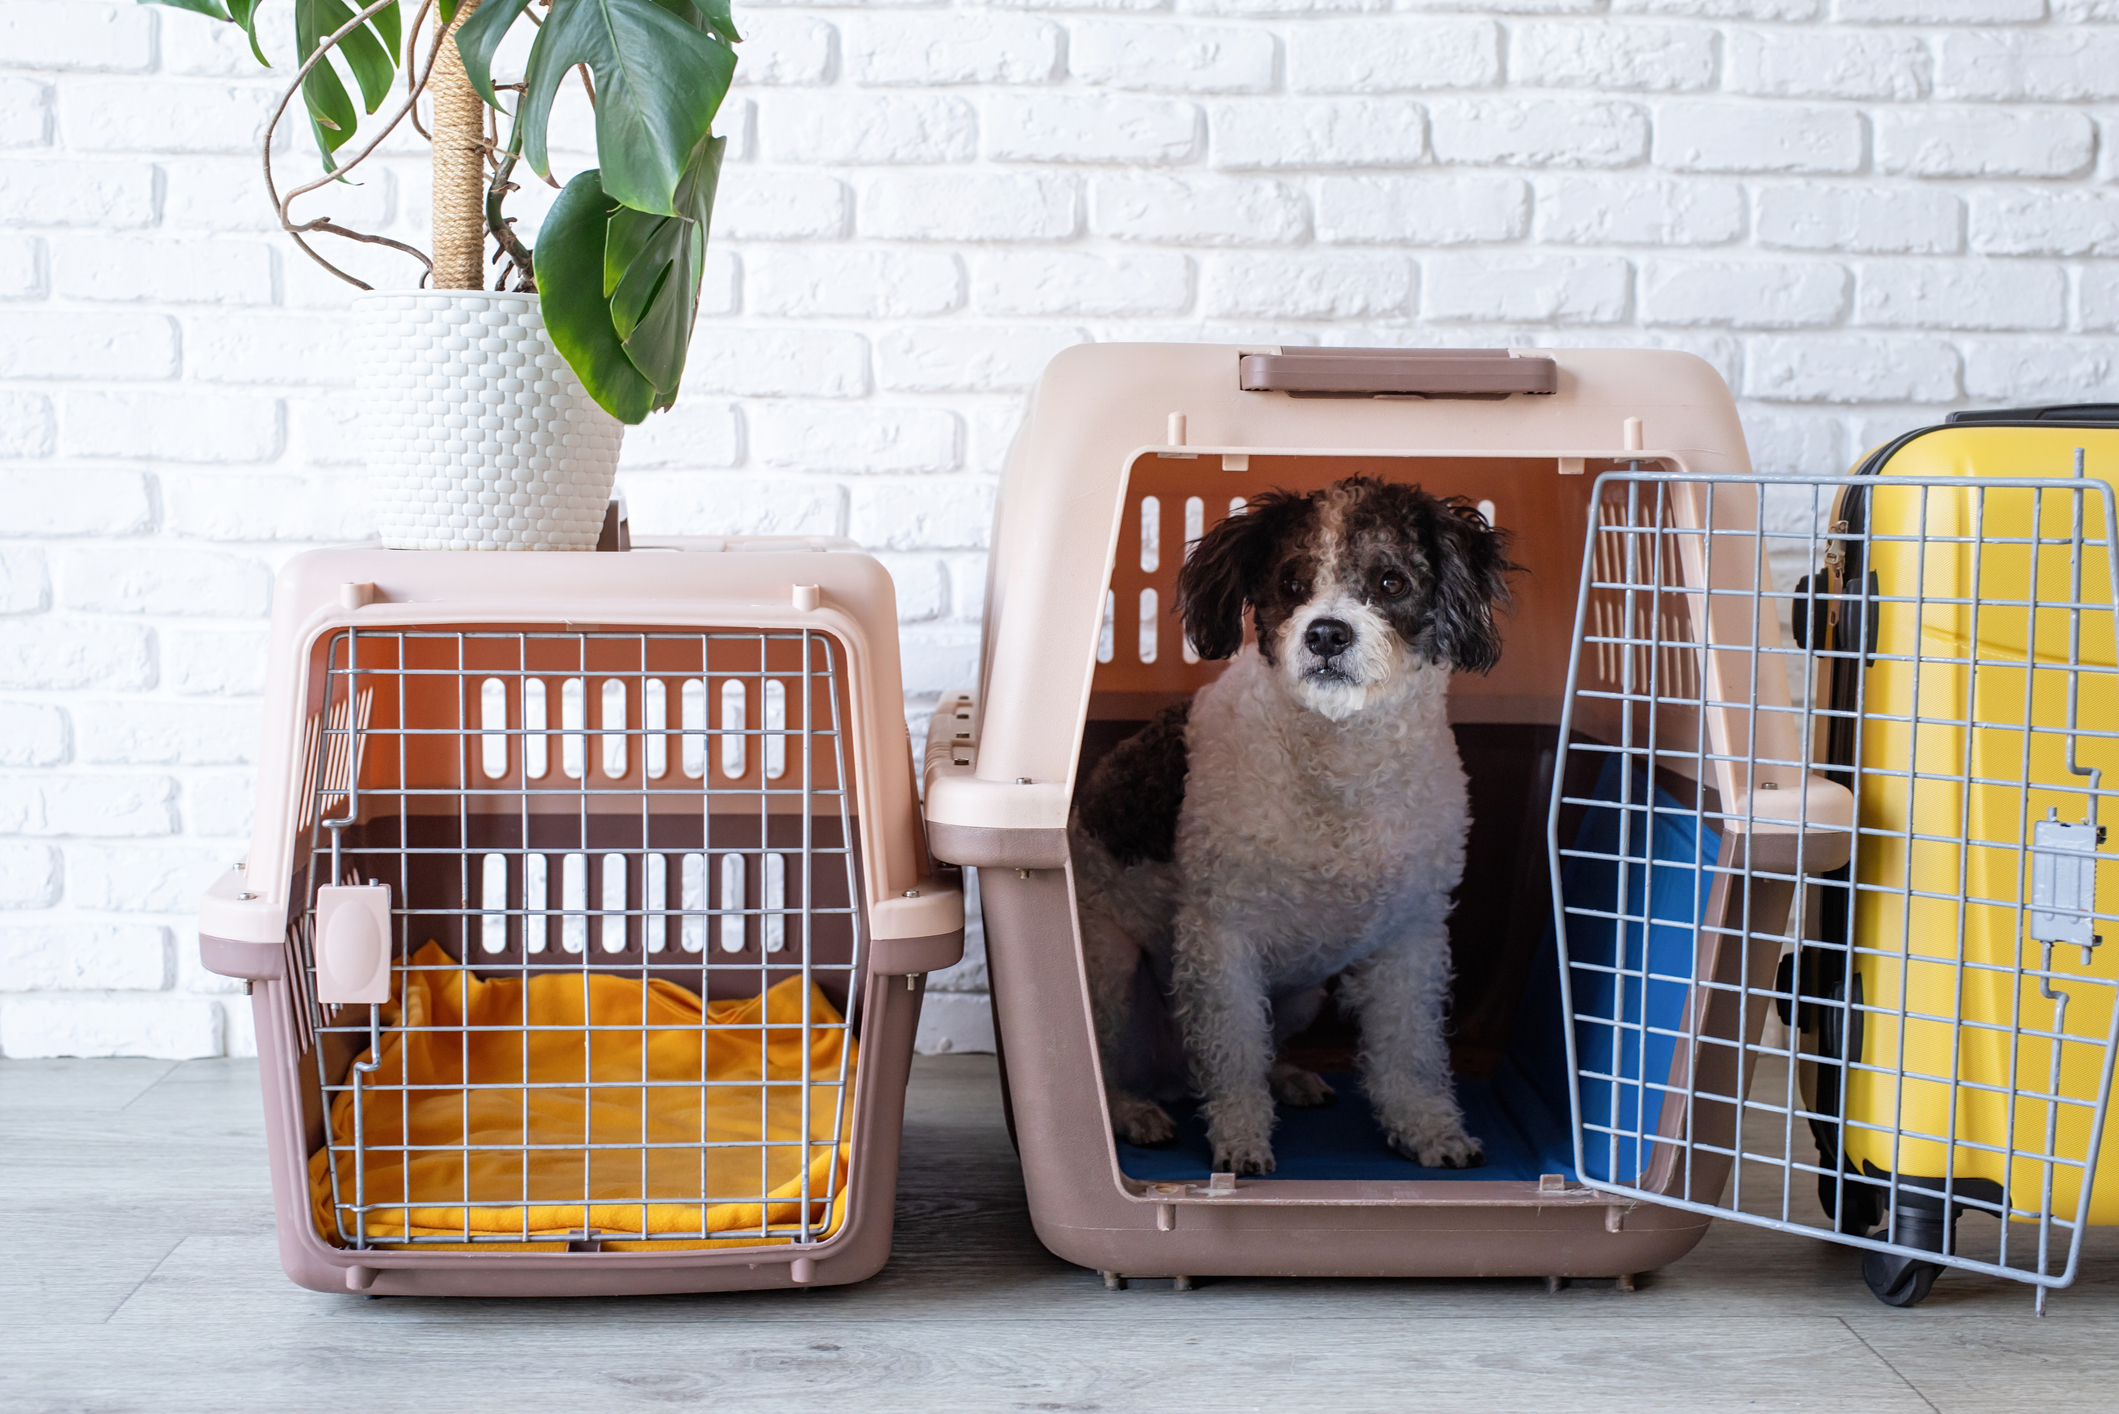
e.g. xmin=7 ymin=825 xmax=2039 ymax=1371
xmin=1282 ymin=576 xmax=1308 ymax=599
xmin=1377 ymin=571 xmax=1409 ymax=599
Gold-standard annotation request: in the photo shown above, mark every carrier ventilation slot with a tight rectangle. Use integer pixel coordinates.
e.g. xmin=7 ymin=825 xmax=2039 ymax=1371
xmin=466 ymin=673 xmax=810 ymax=786
xmin=297 ymin=686 xmax=373 ymax=836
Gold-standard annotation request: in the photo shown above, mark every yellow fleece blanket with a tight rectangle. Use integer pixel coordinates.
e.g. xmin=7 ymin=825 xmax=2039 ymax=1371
xmin=309 ymin=942 xmax=856 ymax=1249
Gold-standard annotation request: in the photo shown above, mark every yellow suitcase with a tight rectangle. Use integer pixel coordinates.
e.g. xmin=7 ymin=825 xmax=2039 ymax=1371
xmin=1802 ymin=406 xmax=2119 ymax=1301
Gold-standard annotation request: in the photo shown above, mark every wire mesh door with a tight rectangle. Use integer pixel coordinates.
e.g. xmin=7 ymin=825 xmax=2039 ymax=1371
xmin=296 ymin=624 xmax=866 ymax=1251
xmin=1552 ymin=465 xmax=2119 ymax=1310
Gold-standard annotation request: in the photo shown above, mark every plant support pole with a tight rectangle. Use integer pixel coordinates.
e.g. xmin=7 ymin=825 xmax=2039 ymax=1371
xmin=430 ymin=0 xmax=487 ymax=289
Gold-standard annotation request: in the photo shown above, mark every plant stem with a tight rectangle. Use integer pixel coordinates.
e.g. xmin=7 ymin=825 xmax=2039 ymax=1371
xmin=429 ymin=0 xmax=487 ymax=290
xmin=486 ymin=119 xmax=534 ymax=290
xmin=261 ymin=0 xmax=437 ymax=288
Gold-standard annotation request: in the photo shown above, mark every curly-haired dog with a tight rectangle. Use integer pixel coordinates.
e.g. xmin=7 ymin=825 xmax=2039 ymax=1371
xmin=1070 ymin=476 xmax=1515 ymax=1176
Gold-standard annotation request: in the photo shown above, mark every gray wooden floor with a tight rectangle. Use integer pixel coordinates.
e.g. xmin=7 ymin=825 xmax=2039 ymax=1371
xmin=7 ymin=1054 xmax=2119 ymax=1414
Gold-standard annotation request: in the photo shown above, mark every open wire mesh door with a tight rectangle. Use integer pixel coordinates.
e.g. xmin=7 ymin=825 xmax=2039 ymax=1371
xmin=296 ymin=623 xmax=865 ymax=1251
xmin=1551 ymin=466 xmax=2119 ymax=1309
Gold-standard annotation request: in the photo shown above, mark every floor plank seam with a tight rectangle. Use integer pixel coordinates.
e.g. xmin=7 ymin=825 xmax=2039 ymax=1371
xmin=1838 ymin=1316 xmax=1941 ymax=1412
xmin=116 ymin=1061 xmax=183 ymax=1112
xmin=102 ymin=1239 xmax=185 ymax=1326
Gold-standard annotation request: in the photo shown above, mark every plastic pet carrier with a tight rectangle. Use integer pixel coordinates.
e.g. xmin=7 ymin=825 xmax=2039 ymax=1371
xmin=925 ymin=343 xmax=1853 ymax=1284
xmin=199 ymin=540 xmax=962 ymax=1297
xmin=1778 ymin=405 xmax=2119 ymax=1310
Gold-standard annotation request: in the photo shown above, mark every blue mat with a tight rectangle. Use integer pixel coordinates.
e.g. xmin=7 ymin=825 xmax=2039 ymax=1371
xmin=1116 ymin=1064 xmax=1578 ymax=1182
xmin=1553 ymin=758 xmax=1720 ymax=1184
xmin=1113 ymin=754 xmax=1718 ymax=1186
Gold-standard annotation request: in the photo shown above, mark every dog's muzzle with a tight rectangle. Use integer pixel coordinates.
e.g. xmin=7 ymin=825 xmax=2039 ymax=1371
xmin=1304 ymin=618 xmax=1353 ymax=658
xmin=1301 ymin=617 xmax=1356 ymax=681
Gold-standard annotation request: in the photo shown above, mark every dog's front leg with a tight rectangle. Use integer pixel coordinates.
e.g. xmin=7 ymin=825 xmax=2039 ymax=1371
xmin=1343 ymin=926 xmax=1485 ymax=1170
xmin=1171 ymin=908 xmax=1277 ymax=1175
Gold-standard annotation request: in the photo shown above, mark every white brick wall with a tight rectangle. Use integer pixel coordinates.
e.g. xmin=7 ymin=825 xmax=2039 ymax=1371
xmin=6 ymin=0 xmax=2119 ymax=1058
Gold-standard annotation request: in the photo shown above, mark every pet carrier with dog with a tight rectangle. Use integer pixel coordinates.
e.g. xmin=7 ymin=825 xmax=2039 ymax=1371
xmin=924 ymin=343 xmax=1860 ymax=1285
xmin=199 ymin=538 xmax=962 ymax=1297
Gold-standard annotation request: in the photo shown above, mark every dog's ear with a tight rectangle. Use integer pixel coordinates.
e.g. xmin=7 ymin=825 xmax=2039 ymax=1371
xmin=1420 ymin=497 xmax=1517 ymax=674
xmin=1175 ymin=490 xmax=1307 ymax=661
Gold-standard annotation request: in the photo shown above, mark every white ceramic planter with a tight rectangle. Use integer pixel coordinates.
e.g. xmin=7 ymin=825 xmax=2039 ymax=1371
xmin=354 ymin=290 xmax=624 ymax=550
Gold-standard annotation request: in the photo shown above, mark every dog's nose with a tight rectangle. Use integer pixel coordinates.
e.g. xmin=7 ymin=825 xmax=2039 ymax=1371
xmin=1304 ymin=618 xmax=1353 ymax=659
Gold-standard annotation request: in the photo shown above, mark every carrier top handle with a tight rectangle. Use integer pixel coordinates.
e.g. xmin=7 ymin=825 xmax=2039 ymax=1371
xmin=1237 ymin=347 xmax=1559 ymax=398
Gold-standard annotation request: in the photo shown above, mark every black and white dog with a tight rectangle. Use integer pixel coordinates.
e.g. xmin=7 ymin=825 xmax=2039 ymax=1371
xmin=1069 ymin=476 xmax=1515 ymax=1176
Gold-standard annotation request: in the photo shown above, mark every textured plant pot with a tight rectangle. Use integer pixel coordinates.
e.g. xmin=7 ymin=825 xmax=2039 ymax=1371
xmin=355 ymin=290 xmax=624 ymax=550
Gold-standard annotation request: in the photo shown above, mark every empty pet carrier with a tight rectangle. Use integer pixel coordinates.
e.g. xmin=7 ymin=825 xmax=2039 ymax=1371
xmin=926 ymin=343 xmax=1832 ymax=1283
xmin=200 ymin=540 xmax=962 ymax=1297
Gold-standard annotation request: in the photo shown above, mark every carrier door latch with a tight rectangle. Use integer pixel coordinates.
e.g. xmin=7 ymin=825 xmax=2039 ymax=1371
xmin=2031 ymin=812 xmax=2103 ymax=962
xmin=315 ymin=884 xmax=393 ymax=1004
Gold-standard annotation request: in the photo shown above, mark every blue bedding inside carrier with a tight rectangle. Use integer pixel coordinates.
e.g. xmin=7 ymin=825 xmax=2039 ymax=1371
xmin=1114 ymin=754 xmax=1718 ymax=1185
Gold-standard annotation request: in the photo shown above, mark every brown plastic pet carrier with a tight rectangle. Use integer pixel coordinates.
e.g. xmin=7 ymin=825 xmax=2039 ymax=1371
xmin=199 ymin=539 xmax=962 ymax=1297
xmin=925 ymin=344 xmax=1854 ymax=1285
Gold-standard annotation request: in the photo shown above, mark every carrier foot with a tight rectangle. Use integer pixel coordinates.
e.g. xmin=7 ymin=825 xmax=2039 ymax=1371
xmin=1173 ymin=1275 xmax=1194 ymax=1292
xmin=1101 ymin=1270 xmax=1127 ymax=1291
xmin=1545 ymin=1275 xmax=1566 ymax=1294
xmin=1615 ymin=1272 xmax=1637 ymax=1293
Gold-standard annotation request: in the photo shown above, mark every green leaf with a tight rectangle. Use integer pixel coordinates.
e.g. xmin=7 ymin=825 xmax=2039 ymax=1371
xmin=604 ymin=208 xmax=681 ymax=354
xmin=514 ymin=0 xmax=735 ymax=218
xmin=537 ymin=170 xmax=659 ymax=425
xmin=371 ymin=0 xmax=400 ymax=63
xmin=437 ymin=0 xmax=457 ymax=24
xmin=300 ymin=0 xmax=396 ymax=115
xmin=454 ymin=0 xmax=536 ymax=109
xmin=139 ymin=0 xmax=235 ymax=22
xmin=290 ymin=0 xmax=406 ymax=169
xmin=603 ymin=207 xmax=672 ymax=310
xmin=227 ymin=0 xmax=269 ymax=65
xmin=692 ymin=0 xmax=739 ymax=44
xmin=294 ymin=0 xmax=360 ymax=165
xmin=594 ymin=132 xmax=720 ymax=399
xmin=648 ymin=0 xmax=738 ymax=47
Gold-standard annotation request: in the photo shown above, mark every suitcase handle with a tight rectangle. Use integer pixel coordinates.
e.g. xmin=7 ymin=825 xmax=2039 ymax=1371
xmin=1238 ymin=347 xmax=1558 ymax=398
xmin=1946 ymin=403 xmax=2119 ymax=426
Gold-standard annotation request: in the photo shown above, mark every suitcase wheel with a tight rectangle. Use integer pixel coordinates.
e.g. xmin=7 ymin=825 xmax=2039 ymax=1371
xmin=1861 ymin=1207 xmax=1952 ymax=1308
xmin=1862 ymin=1249 xmax=1943 ymax=1308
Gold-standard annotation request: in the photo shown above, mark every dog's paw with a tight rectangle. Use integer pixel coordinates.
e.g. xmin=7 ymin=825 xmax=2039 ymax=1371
xmin=1109 ymin=1093 xmax=1179 ymax=1147
xmin=1389 ymin=1129 xmax=1486 ymax=1170
xmin=1269 ymin=1062 xmax=1337 ymax=1109
xmin=1210 ymin=1137 xmax=1277 ymax=1176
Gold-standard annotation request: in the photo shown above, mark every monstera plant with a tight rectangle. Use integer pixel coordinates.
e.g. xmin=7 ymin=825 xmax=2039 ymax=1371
xmin=148 ymin=0 xmax=738 ymax=421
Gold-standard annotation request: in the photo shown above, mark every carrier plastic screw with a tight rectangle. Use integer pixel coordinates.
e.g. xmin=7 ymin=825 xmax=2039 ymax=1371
xmin=904 ymin=888 xmax=920 ymax=898
xmin=1015 ymin=777 xmax=1031 ymax=784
